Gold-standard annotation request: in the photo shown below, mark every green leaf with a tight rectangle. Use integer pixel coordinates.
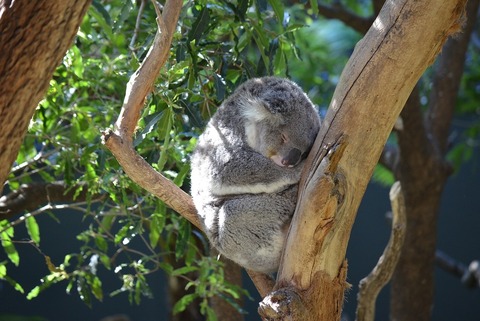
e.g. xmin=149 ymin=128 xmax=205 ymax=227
xmin=85 ymin=163 xmax=97 ymax=182
xmin=0 ymin=262 xmax=24 ymax=294
xmin=27 ymin=285 xmax=41 ymax=300
xmin=114 ymin=224 xmax=132 ymax=245
xmin=134 ymin=111 xmax=164 ymax=147
xmin=157 ymin=108 xmax=174 ymax=171
xmin=89 ymin=2 xmax=113 ymax=39
xmin=372 ymin=164 xmax=395 ymax=187
xmin=175 ymin=220 xmax=191 ymax=260
xmin=78 ymin=277 xmax=93 ymax=307
xmin=90 ymin=275 xmax=103 ymax=301
xmin=172 ymin=293 xmax=197 ymax=314
xmin=149 ymin=212 xmax=164 ymax=249
xmin=267 ymin=0 xmax=284 ymax=24
xmin=310 ymin=0 xmax=319 ymax=16
xmin=134 ymin=278 xmax=142 ymax=305
xmin=99 ymin=253 xmax=111 ymax=270
xmin=95 ymin=235 xmax=108 ymax=252
xmin=70 ymin=45 xmax=85 ymax=78
xmin=0 ymin=262 xmax=5 ymax=278
xmin=171 ymin=266 xmax=198 ymax=276
xmin=100 ymin=213 xmax=115 ymax=233
xmin=188 ymin=7 xmax=210 ymax=42
xmin=204 ymin=305 xmax=219 ymax=321
xmin=173 ymin=162 xmax=190 ymax=187
xmin=1 ymin=221 xmax=19 ymax=266
xmin=26 ymin=215 xmax=40 ymax=244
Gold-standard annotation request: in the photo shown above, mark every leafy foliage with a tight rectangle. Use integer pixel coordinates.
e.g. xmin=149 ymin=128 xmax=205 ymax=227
xmin=0 ymin=0 xmax=353 ymax=319
xmin=1 ymin=0 xmax=479 ymax=320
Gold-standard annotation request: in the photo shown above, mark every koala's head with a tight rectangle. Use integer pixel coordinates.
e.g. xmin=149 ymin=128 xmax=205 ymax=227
xmin=238 ymin=77 xmax=321 ymax=167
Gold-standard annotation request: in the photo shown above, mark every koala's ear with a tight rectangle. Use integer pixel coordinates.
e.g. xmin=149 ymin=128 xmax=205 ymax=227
xmin=240 ymin=96 xmax=283 ymax=125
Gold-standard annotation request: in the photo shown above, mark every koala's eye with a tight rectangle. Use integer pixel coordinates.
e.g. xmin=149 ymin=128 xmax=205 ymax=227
xmin=281 ymin=133 xmax=288 ymax=143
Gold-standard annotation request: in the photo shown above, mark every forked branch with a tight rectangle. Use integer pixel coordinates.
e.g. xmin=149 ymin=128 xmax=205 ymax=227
xmin=101 ymin=0 xmax=202 ymax=229
xmin=101 ymin=0 xmax=274 ymax=297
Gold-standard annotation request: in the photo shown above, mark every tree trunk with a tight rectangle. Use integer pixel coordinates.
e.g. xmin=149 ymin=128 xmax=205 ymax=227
xmin=390 ymin=1 xmax=479 ymax=319
xmin=0 ymin=0 xmax=91 ymax=193
xmin=258 ymin=0 xmax=467 ymax=320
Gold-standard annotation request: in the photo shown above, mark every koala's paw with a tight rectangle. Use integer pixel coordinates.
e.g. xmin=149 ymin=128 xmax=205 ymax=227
xmin=258 ymin=288 xmax=307 ymax=321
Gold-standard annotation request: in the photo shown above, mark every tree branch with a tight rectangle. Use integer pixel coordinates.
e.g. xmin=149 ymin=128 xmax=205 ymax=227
xmin=100 ymin=0 xmax=201 ymax=227
xmin=101 ymin=0 xmax=272 ymax=299
xmin=247 ymin=269 xmax=275 ymax=298
xmin=426 ymin=0 xmax=480 ymax=154
xmin=112 ymin=0 xmax=182 ymax=142
xmin=355 ymin=182 xmax=406 ymax=321
xmin=0 ymin=181 xmax=103 ymax=220
xmin=318 ymin=2 xmax=374 ymax=34
xmin=435 ymin=250 xmax=480 ymax=289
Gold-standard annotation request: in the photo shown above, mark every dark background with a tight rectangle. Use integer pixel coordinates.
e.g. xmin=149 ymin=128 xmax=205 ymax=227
xmin=1 ymin=154 xmax=479 ymax=321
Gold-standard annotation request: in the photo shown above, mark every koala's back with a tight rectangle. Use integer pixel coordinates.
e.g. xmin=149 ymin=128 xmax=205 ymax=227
xmin=191 ymin=77 xmax=320 ymax=273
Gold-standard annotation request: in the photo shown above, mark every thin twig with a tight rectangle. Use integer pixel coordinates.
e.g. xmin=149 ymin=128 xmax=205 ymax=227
xmin=318 ymin=2 xmax=373 ymax=34
xmin=0 ymin=199 xmax=103 ymax=235
xmin=129 ymin=0 xmax=147 ymax=51
xmin=435 ymin=250 xmax=480 ymax=289
xmin=356 ymin=181 xmax=407 ymax=321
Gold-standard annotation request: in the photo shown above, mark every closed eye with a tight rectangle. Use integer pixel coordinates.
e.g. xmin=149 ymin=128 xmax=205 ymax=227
xmin=281 ymin=133 xmax=288 ymax=143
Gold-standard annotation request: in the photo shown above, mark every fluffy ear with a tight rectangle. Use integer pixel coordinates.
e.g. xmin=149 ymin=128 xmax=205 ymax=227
xmin=240 ymin=96 xmax=283 ymax=125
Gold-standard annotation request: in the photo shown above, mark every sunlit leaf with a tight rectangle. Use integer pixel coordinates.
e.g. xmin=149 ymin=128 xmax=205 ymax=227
xmin=27 ymin=285 xmax=41 ymax=300
xmin=26 ymin=215 xmax=40 ymax=244
xmin=90 ymin=275 xmax=103 ymax=301
xmin=1 ymin=222 xmax=19 ymax=266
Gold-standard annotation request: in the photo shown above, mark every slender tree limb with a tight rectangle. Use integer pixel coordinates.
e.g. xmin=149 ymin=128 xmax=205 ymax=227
xmin=129 ymin=0 xmax=147 ymax=50
xmin=112 ymin=0 xmax=181 ymax=142
xmin=103 ymin=131 xmax=201 ymax=229
xmin=435 ymin=250 xmax=480 ymax=289
xmin=0 ymin=181 xmax=103 ymax=220
xmin=355 ymin=181 xmax=406 ymax=321
xmin=0 ymin=200 xmax=103 ymax=235
xmin=101 ymin=0 xmax=200 ymax=227
xmin=426 ymin=0 xmax=480 ymax=154
xmin=435 ymin=249 xmax=466 ymax=279
xmin=318 ymin=2 xmax=374 ymax=34
xmin=247 ymin=269 xmax=275 ymax=298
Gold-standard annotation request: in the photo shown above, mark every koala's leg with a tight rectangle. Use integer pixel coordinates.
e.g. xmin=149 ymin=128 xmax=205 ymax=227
xmin=211 ymin=186 xmax=297 ymax=274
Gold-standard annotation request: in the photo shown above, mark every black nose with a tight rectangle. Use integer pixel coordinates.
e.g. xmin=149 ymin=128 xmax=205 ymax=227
xmin=282 ymin=148 xmax=302 ymax=167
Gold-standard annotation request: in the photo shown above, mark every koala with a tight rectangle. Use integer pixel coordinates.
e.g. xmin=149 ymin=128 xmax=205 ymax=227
xmin=190 ymin=77 xmax=321 ymax=274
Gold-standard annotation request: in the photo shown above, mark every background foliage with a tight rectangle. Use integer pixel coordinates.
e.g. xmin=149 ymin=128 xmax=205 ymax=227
xmin=1 ymin=0 xmax=479 ymax=320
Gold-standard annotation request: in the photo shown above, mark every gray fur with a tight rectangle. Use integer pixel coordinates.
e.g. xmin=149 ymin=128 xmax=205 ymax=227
xmin=190 ymin=77 xmax=321 ymax=273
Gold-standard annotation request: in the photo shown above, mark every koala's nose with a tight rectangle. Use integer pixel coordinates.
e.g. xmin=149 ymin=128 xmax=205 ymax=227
xmin=282 ymin=148 xmax=302 ymax=167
